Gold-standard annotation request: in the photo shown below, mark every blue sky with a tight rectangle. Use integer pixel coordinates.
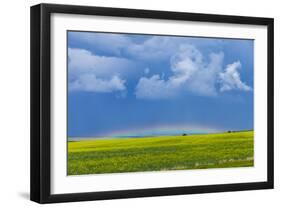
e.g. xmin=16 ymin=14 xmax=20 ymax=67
xmin=67 ymin=31 xmax=254 ymax=137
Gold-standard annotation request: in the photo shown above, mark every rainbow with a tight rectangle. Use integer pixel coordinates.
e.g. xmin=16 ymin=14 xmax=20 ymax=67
xmin=103 ymin=123 xmax=223 ymax=138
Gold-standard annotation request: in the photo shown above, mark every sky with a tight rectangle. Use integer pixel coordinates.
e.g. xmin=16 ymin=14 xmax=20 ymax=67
xmin=67 ymin=31 xmax=254 ymax=137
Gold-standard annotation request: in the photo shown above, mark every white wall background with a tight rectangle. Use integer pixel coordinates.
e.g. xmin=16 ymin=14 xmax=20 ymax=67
xmin=0 ymin=0 xmax=279 ymax=206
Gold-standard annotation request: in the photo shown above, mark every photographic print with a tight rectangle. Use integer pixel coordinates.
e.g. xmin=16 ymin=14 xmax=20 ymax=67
xmin=31 ymin=4 xmax=273 ymax=203
xmin=67 ymin=31 xmax=254 ymax=175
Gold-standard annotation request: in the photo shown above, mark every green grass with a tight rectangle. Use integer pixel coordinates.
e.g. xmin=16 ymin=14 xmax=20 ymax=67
xmin=68 ymin=131 xmax=254 ymax=175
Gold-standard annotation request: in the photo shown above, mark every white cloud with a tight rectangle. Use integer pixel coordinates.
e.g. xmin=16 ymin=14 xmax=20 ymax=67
xmin=68 ymin=48 xmax=133 ymax=78
xmin=70 ymin=74 xmax=126 ymax=93
xmin=135 ymin=45 xmax=225 ymax=99
xmin=128 ymin=36 xmax=179 ymax=60
xmin=169 ymin=45 xmax=204 ymax=87
xmin=68 ymin=48 xmax=131 ymax=93
xmin=185 ymin=52 xmax=224 ymax=96
xmin=69 ymin=34 xmax=252 ymax=97
xmin=135 ymin=75 xmax=177 ymax=99
xmin=70 ymin=32 xmax=131 ymax=56
xmin=71 ymin=32 xmax=223 ymax=61
xmin=71 ymin=34 xmax=176 ymax=59
xmin=219 ymin=61 xmax=252 ymax=92
xmin=70 ymin=33 xmax=178 ymax=60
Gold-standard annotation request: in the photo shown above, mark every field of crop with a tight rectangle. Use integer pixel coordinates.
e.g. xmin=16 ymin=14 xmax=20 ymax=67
xmin=68 ymin=131 xmax=254 ymax=175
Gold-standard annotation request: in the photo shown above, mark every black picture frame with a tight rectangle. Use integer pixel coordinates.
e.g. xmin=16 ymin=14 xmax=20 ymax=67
xmin=30 ymin=3 xmax=274 ymax=204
